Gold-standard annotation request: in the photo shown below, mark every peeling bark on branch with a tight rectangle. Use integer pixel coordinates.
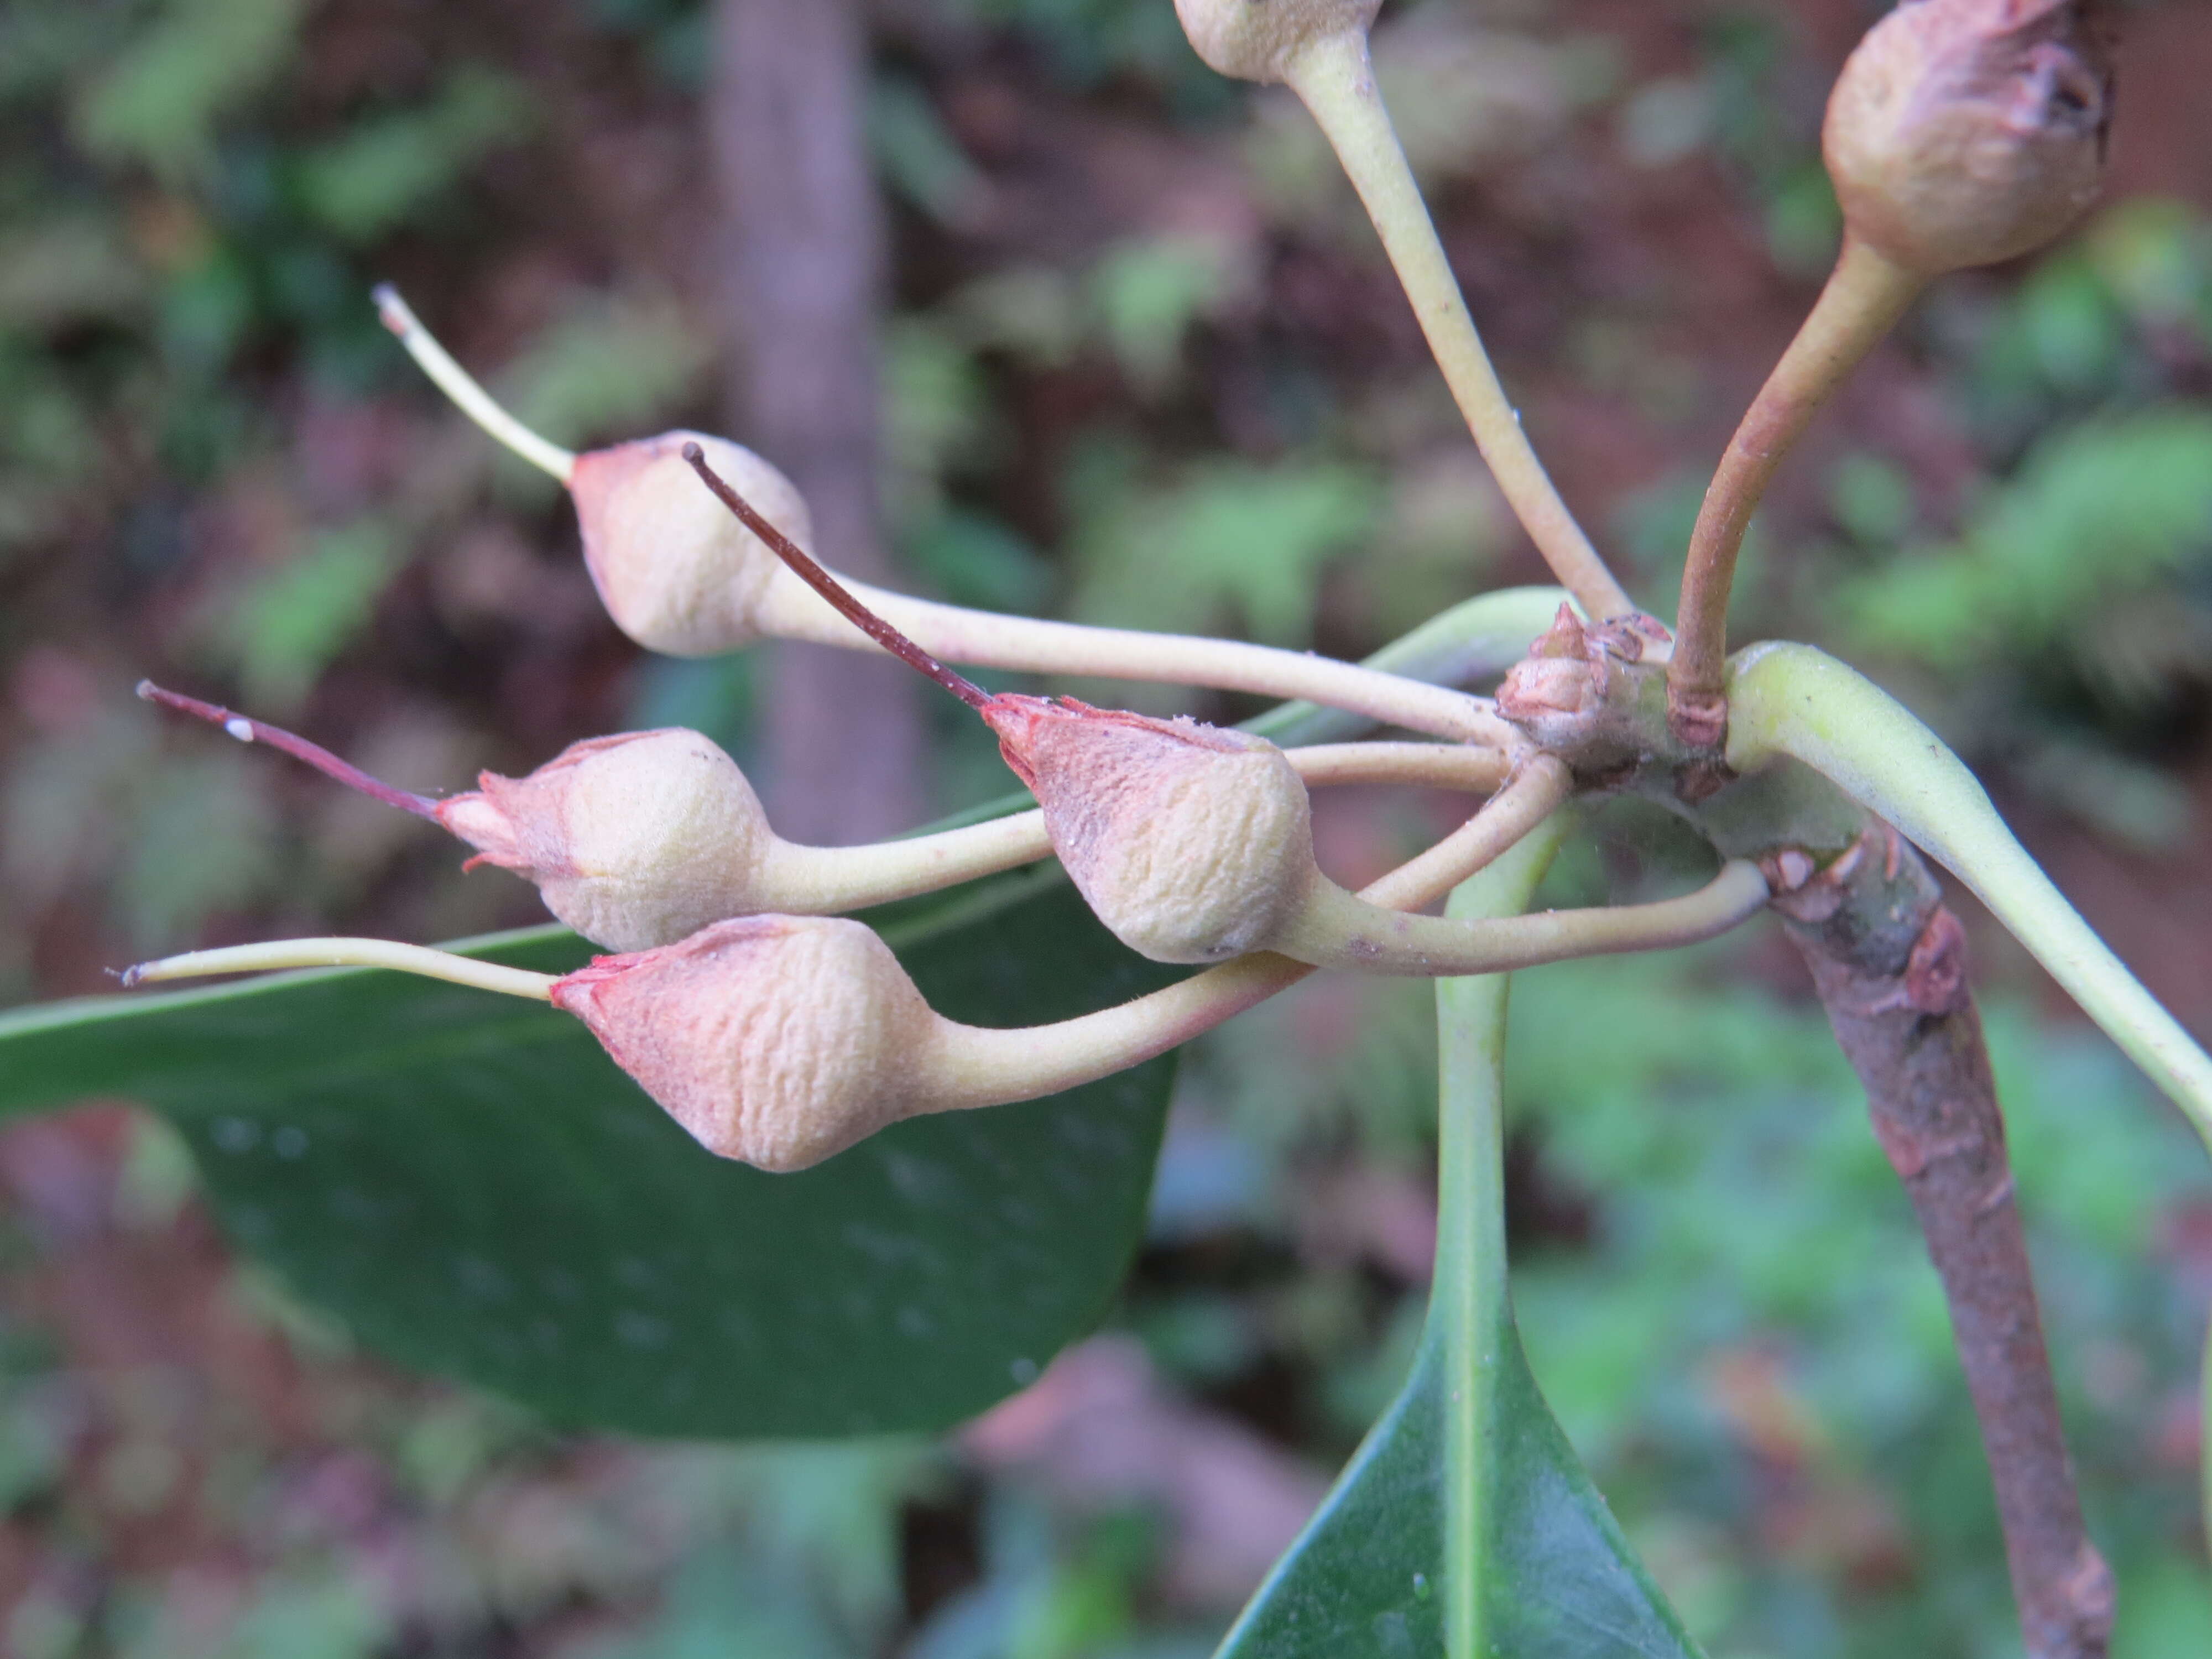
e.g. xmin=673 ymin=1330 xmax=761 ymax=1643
xmin=1776 ymin=836 xmax=2113 ymax=1659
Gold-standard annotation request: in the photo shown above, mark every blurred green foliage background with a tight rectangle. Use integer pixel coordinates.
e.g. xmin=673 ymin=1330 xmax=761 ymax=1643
xmin=2 ymin=0 xmax=2211 ymax=1653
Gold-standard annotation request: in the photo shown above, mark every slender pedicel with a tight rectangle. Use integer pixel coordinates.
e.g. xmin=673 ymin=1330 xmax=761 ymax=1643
xmin=124 ymin=939 xmax=557 ymax=1001
xmin=1665 ymin=237 xmax=1923 ymax=745
xmin=144 ymin=681 xmax=1508 ymax=952
xmin=750 ymin=560 xmax=1523 ymax=748
xmin=375 ymin=287 xmax=1511 ymax=742
xmin=1360 ymin=755 xmax=1569 ymax=910
xmin=1278 ymin=858 xmax=1770 ymax=974
xmin=1276 ymin=28 xmax=1634 ymax=623
xmin=374 ymin=285 xmax=577 ymax=483
xmin=1248 ymin=585 xmax=1574 ymax=749
xmin=1668 ymin=0 xmax=2115 ymax=744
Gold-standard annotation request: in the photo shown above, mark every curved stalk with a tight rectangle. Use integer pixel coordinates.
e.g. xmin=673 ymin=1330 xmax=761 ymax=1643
xmin=1250 ymin=586 xmax=1571 ymax=747
xmin=1668 ymin=238 xmax=1922 ymax=742
xmin=1289 ymin=741 xmax=1509 ymax=794
xmin=374 ymin=285 xmax=577 ymax=482
xmin=1282 ymin=30 xmax=1632 ymax=623
xmin=757 ymin=572 xmax=1520 ymax=745
xmin=125 ymin=939 xmax=557 ymax=1001
xmin=1340 ymin=753 xmax=1570 ymax=916
xmin=685 ymin=446 xmax=1520 ymax=748
xmin=1726 ymin=641 xmax=2212 ymax=1138
xmin=1280 ymin=858 xmax=1769 ymax=975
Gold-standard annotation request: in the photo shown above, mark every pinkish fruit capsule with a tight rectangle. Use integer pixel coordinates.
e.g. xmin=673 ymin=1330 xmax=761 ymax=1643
xmin=568 ymin=431 xmax=815 ymax=656
xmin=1173 ymin=0 xmax=1380 ymax=83
xmin=550 ymin=915 xmax=936 ymax=1171
xmin=1823 ymin=0 xmax=2114 ymax=276
xmin=140 ymin=683 xmax=779 ymax=953
xmin=985 ymin=698 xmax=1315 ymax=963
xmin=437 ymin=729 xmax=774 ymax=953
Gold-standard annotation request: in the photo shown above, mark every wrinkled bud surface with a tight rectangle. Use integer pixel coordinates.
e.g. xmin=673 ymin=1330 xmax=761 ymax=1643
xmin=1824 ymin=0 xmax=2113 ymax=275
xmin=1497 ymin=604 xmax=1670 ymax=767
xmin=551 ymin=915 xmax=937 ymax=1172
xmin=569 ymin=431 xmax=813 ymax=656
xmin=1497 ymin=606 xmax=1604 ymax=731
xmin=1173 ymin=0 xmax=1380 ymax=83
xmin=439 ymin=729 xmax=773 ymax=952
xmin=987 ymin=698 xmax=1313 ymax=963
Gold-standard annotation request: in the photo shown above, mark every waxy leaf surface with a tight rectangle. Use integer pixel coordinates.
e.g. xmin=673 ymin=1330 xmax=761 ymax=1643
xmin=1218 ymin=1316 xmax=1702 ymax=1657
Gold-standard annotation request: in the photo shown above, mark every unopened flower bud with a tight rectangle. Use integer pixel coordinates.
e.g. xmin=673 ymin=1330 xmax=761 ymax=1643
xmin=140 ymin=685 xmax=1064 ymax=953
xmin=987 ymin=699 xmax=1316 ymax=963
xmin=570 ymin=431 xmax=813 ymax=656
xmin=372 ymin=290 xmax=814 ymax=658
xmin=1823 ymin=0 xmax=2114 ymax=276
xmin=439 ymin=729 xmax=771 ymax=953
xmin=550 ymin=916 xmax=936 ymax=1172
xmin=1174 ymin=0 xmax=1380 ymax=84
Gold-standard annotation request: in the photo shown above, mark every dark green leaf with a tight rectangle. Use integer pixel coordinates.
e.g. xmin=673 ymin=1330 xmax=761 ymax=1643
xmin=1218 ymin=833 xmax=1700 ymax=1658
xmin=1220 ymin=1318 xmax=1700 ymax=1658
xmin=0 ymin=868 xmax=1179 ymax=1438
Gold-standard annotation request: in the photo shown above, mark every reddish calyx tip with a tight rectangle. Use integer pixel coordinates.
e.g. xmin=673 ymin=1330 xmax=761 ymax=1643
xmin=679 ymin=443 xmax=995 ymax=713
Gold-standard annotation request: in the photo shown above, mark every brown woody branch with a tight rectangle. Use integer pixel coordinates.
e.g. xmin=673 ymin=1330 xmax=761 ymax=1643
xmin=709 ymin=0 xmax=926 ymax=845
xmin=1771 ymin=831 xmax=2112 ymax=1659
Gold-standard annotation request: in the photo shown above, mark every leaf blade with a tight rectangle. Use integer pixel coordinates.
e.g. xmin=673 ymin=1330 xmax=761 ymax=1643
xmin=0 ymin=872 xmax=1180 ymax=1438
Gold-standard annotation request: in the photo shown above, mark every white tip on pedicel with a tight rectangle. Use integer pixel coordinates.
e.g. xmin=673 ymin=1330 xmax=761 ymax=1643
xmin=224 ymin=718 xmax=254 ymax=743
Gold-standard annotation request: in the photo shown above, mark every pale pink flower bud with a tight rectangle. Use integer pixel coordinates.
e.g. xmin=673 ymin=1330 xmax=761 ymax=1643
xmin=985 ymin=698 xmax=1315 ymax=963
xmin=550 ymin=915 xmax=936 ymax=1172
xmin=439 ymin=729 xmax=772 ymax=953
xmin=1173 ymin=0 xmax=1380 ymax=84
xmin=569 ymin=431 xmax=813 ymax=656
